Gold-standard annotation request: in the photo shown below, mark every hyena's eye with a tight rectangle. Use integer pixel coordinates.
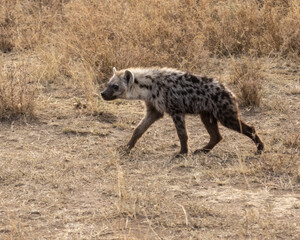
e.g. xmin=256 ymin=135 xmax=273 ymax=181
xmin=112 ymin=84 xmax=119 ymax=91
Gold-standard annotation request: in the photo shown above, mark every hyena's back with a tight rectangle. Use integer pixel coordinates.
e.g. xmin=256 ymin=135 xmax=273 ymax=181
xmin=155 ymin=72 xmax=238 ymax=118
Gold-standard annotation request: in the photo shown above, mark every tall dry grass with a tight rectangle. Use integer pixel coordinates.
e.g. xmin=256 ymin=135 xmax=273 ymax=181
xmin=0 ymin=62 xmax=36 ymax=120
xmin=54 ymin=0 xmax=300 ymax=77
xmin=230 ymin=57 xmax=264 ymax=107
xmin=0 ymin=0 xmax=63 ymax=51
xmin=2 ymin=0 xmax=300 ymax=70
xmin=1 ymin=0 xmax=299 ymax=114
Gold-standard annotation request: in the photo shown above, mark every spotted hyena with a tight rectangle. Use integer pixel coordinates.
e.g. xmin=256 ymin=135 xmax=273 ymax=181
xmin=101 ymin=67 xmax=264 ymax=155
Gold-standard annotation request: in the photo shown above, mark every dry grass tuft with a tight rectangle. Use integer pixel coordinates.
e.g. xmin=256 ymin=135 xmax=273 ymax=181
xmin=230 ymin=58 xmax=264 ymax=107
xmin=0 ymin=62 xmax=36 ymax=120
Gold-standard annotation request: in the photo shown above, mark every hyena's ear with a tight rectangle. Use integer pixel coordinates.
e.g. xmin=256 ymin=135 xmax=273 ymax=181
xmin=124 ymin=70 xmax=134 ymax=87
xmin=113 ymin=67 xmax=117 ymax=75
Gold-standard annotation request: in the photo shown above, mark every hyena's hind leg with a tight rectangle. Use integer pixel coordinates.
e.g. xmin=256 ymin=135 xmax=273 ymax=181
xmin=219 ymin=112 xmax=264 ymax=154
xmin=127 ymin=102 xmax=163 ymax=150
xmin=194 ymin=112 xmax=223 ymax=154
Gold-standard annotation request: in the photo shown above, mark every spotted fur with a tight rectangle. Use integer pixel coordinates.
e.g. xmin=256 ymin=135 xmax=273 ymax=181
xmin=101 ymin=67 xmax=264 ymax=154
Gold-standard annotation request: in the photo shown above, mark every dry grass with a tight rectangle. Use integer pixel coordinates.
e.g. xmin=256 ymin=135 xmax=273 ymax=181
xmin=2 ymin=0 xmax=300 ymax=112
xmin=54 ymin=0 xmax=300 ymax=74
xmin=1 ymin=0 xmax=300 ymax=239
xmin=0 ymin=0 xmax=63 ymax=52
xmin=0 ymin=61 xmax=36 ymax=120
xmin=229 ymin=57 xmax=264 ymax=107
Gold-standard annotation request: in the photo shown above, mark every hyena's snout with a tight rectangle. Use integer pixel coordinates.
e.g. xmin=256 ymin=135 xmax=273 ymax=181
xmin=101 ymin=89 xmax=116 ymax=101
xmin=100 ymin=90 xmax=107 ymax=99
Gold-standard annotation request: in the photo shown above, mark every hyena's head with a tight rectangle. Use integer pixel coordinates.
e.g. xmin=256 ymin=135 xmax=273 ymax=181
xmin=101 ymin=67 xmax=134 ymax=101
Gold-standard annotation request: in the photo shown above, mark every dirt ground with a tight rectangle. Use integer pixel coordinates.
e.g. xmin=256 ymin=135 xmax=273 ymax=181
xmin=0 ymin=55 xmax=300 ymax=239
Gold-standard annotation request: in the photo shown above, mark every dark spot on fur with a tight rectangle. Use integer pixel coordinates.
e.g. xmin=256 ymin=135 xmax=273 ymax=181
xmin=196 ymin=89 xmax=205 ymax=95
xmin=221 ymin=91 xmax=230 ymax=100
xmin=171 ymin=100 xmax=178 ymax=107
xmin=187 ymin=88 xmax=194 ymax=94
xmin=205 ymin=98 xmax=209 ymax=106
xmin=212 ymin=94 xmax=219 ymax=102
xmin=139 ymin=84 xmax=152 ymax=90
xmin=178 ymin=75 xmax=184 ymax=81
xmin=180 ymin=83 xmax=187 ymax=89
xmin=152 ymin=94 xmax=156 ymax=99
xmin=166 ymin=77 xmax=173 ymax=83
xmin=145 ymin=75 xmax=154 ymax=81
xmin=134 ymin=79 xmax=139 ymax=84
xmin=190 ymin=74 xmax=200 ymax=83
xmin=180 ymin=91 xmax=187 ymax=96
xmin=222 ymin=103 xmax=228 ymax=110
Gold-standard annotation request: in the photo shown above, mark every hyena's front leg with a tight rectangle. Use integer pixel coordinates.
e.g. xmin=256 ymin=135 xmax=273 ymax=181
xmin=171 ymin=114 xmax=188 ymax=154
xmin=127 ymin=103 xmax=163 ymax=150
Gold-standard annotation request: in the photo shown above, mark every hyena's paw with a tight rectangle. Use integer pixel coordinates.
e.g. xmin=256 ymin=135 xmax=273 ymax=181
xmin=255 ymin=142 xmax=265 ymax=155
xmin=117 ymin=145 xmax=131 ymax=155
xmin=255 ymin=148 xmax=264 ymax=155
xmin=173 ymin=150 xmax=188 ymax=158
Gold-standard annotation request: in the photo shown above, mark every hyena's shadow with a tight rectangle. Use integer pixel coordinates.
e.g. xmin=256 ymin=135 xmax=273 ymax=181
xmin=95 ymin=111 xmax=117 ymax=124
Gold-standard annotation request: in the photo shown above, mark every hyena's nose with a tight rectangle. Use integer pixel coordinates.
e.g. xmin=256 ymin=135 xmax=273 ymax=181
xmin=101 ymin=91 xmax=105 ymax=98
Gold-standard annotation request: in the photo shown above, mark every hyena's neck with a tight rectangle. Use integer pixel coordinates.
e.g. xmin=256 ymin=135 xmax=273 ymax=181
xmin=127 ymin=76 xmax=166 ymax=113
xmin=127 ymin=76 xmax=153 ymax=101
